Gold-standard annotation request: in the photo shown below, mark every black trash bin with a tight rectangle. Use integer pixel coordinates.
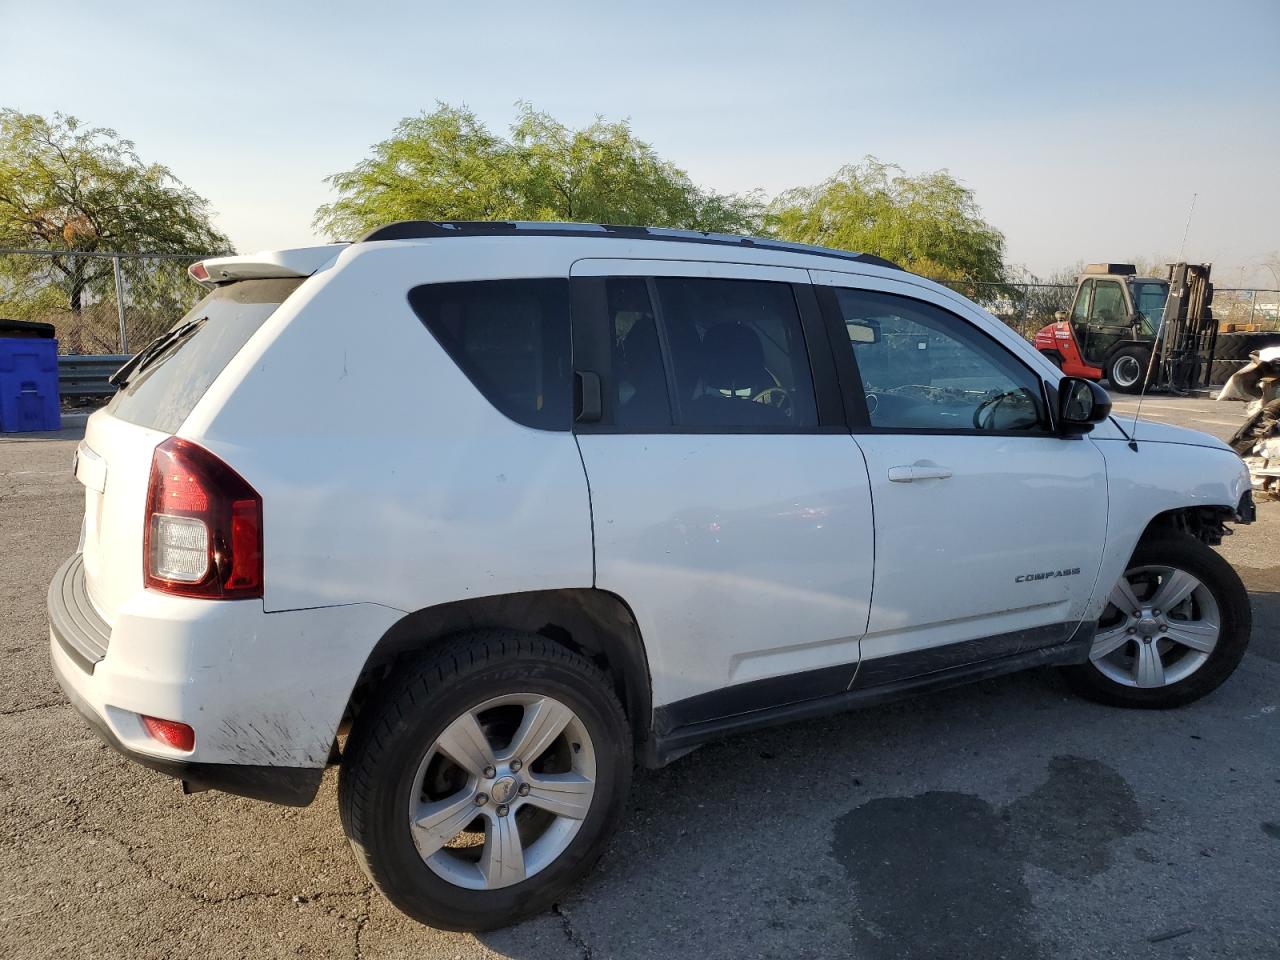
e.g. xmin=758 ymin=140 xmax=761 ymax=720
xmin=0 ymin=318 xmax=57 ymax=339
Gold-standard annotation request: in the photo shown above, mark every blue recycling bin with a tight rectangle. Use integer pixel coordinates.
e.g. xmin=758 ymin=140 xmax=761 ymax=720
xmin=0 ymin=337 xmax=62 ymax=432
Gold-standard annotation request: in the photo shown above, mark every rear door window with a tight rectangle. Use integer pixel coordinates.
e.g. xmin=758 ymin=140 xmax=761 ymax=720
xmin=652 ymin=277 xmax=819 ymax=429
xmin=408 ymin=278 xmax=571 ymax=430
xmin=107 ymin=278 xmax=303 ymax=434
xmin=604 ymin=278 xmax=672 ymax=427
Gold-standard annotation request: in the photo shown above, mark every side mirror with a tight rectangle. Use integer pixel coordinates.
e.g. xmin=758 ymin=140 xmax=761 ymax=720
xmin=1057 ymin=377 xmax=1112 ymax=435
xmin=1054 ymin=310 xmax=1067 ymax=323
xmin=847 ymin=318 xmax=881 ymax=345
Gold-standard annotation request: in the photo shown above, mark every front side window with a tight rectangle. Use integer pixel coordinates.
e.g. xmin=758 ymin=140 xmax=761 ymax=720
xmin=652 ymin=277 xmax=818 ymax=429
xmin=408 ymin=278 xmax=571 ymax=430
xmin=1133 ymin=281 xmax=1168 ymax=334
xmin=834 ymin=288 xmax=1045 ymax=432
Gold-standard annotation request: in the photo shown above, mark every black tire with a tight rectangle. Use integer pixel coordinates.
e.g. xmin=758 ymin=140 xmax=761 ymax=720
xmin=1105 ymin=345 xmax=1151 ymax=394
xmin=1210 ymin=358 xmax=1242 ymax=385
xmin=339 ymin=630 xmax=631 ymax=931
xmin=1062 ymin=533 xmax=1250 ymax=709
xmin=1214 ymin=331 xmax=1280 ymax=362
xmin=1039 ymin=350 xmax=1063 ymax=369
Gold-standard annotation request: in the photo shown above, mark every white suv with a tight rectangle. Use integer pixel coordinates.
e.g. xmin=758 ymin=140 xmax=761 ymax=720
xmin=49 ymin=222 xmax=1255 ymax=930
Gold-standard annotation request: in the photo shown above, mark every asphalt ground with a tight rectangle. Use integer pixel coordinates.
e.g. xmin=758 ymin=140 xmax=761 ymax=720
xmin=1 ymin=396 xmax=1277 ymax=959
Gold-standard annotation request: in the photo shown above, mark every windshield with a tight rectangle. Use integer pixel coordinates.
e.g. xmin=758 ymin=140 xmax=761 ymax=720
xmin=105 ymin=277 xmax=303 ymax=433
xmin=1132 ymin=281 xmax=1168 ymax=335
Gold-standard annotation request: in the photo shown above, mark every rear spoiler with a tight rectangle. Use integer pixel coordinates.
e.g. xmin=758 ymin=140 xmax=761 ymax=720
xmin=189 ymin=244 xmax=348 ymax=288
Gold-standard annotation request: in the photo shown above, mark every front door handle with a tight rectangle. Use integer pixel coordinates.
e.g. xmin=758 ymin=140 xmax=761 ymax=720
xmin=887 ymin=463 xmax=954 ymax=483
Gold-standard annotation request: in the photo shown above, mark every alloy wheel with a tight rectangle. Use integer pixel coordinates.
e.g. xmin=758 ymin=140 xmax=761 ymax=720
xmin=407 ymin=693 xmax=596 ymax=890
xmin=1090 ymin=564 xmax=1220 ymax=688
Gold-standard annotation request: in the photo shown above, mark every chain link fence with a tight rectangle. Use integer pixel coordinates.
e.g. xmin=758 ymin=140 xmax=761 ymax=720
xmin=0 ymin=249 xmax=215 ymax=354
xmin=937 ymin=280 xmax=1280 ymax=339
xmin=3 ymin=248 xmax=1278 ymax=356
xmin=936 ymin=281 xmax=1074 ymax=339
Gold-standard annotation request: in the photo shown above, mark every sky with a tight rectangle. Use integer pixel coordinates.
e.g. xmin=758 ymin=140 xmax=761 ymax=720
xmin=2 ymin=0 xmax=1278 ymax=285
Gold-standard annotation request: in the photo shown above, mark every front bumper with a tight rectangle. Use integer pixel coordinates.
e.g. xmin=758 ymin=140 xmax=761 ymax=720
xmin=47 ymin=553 xmax=401 ymax=806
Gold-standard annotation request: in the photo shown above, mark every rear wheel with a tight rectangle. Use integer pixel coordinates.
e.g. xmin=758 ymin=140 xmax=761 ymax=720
xmin=339 ymin=631 xmax=631 ymax=931
xmin=1106 ymin=346 xmax=1150 ymax=394
xmin=1062 ymin=533 xmax=1250 ymax=708
xmin=1039 ymin=350 xmax=1063 ymax=369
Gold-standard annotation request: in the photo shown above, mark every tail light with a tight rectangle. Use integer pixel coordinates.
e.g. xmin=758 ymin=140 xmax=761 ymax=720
xmin=144 ymin=438 xmax=263 ymax=599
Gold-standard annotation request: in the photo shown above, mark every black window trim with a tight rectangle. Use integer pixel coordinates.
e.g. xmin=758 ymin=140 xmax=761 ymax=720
xmin=815 ymin=281 xmax=1060 ymax=438
xmin=571 ymin=274 xmax=845 ymax=436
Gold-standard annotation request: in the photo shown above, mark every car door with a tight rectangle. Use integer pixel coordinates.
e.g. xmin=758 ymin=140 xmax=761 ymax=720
xmin=570 ymin=259 xmax=875 ymax=727
xmin=810 ymin=269 xmax=1109 ymax=687
xmin=1080 ymin=278 xmax=1132 ymax=364
xmin=1069 ymin=278 xmax=1093 ymax=347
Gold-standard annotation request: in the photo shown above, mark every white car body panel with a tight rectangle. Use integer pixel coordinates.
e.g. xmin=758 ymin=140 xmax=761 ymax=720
xmin=1086 ymin=436 xmax=1250 ymax=623
xmin=183 ymin=242 xmax=595 ymax=613
xmin=807 ymin=269 xmax=1110 ymax=661
xmin=51 ymin=589 xmax=399 ymax=767
xmin=853 ymin=432 xmax=1107 ymax=653
xmin=51 ymin=231 xmax=1252 ymax=791
xmin=77 ymin=414 xmax=171 ymax=622
xmin=571 ymin=257 xmax=875 ymax=705
xmin=576 ymin=432 xmax=874 ymax=707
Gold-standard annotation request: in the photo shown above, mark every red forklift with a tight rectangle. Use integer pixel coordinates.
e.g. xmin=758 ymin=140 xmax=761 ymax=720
xmin=1037 ymin=262 xmax=1280 ymax=392
xmin=1032 ymin=262 xmax=1246 ymax=393
xmin=1033 ymin=263 xmax=1172 ymax=393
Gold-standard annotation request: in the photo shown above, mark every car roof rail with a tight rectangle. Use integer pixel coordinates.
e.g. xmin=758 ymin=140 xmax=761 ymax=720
xmin=357 ymin=220 xmax=903 ymax=270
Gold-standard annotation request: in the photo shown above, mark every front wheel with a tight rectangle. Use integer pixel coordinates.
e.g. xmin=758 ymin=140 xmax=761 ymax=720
xmin=339 ymin=631 xmax=631 ymax=931
xmin=1106 ymin=346 xmax=1150 ymax=394
xmin=1062 ymin=533 xmax=1251 ymax=708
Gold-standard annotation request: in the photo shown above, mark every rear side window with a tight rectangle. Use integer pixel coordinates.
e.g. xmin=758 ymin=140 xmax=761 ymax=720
xmin=408 ymin=279 xmax=571 ymax=431
xmin=107 ymin=278 xmax=303 ymax=434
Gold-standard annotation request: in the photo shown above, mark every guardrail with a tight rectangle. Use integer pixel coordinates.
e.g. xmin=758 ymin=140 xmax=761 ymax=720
xmin=58 ymin=355 xmax=127 ymax=399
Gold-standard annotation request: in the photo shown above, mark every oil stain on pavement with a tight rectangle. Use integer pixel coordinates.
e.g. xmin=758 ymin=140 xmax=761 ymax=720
xmin=831 ymin=756 xmax=1143 ymax=960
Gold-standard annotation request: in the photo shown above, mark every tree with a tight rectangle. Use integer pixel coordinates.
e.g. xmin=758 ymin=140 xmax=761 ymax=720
xmin=315 ymin=103 xmax=762 ymax=239
xmin=0 ymin=110 xmax=230 ymax=349
xmin=0 ymin=110 xmax=227 ymax=350
xmin=765 ymin=157 xmax=1008 ymax=290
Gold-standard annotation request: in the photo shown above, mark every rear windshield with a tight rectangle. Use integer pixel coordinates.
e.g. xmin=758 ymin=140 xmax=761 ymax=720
xmin=106 ymin=278 xmax=303 ymax=433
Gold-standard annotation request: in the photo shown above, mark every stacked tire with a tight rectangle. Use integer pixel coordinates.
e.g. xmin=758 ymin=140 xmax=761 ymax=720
xmin=1211 ymin=332 xmax=1280 ymax=385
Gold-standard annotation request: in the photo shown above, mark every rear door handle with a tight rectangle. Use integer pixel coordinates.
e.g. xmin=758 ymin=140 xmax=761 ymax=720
xmin=887 ymin=463 xmax=953 ymax=483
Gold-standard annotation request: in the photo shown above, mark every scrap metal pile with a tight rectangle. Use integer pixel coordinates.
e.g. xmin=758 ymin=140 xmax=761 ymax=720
xmin=1219 ymin=346 xmax=1280 ymax=498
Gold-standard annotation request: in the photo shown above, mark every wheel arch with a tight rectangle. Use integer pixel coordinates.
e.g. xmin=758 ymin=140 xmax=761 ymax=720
xmin=1138 ymin=503 xmax=1242 ymax=548
xmin=1102 ymin=340 xmax=1151 ymax=369
xmin=343 ymin=588 xmax=653 ymax=757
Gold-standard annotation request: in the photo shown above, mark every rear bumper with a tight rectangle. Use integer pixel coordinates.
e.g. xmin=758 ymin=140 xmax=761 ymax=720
xmin=50 ymin=657 xmax=323 ymax=805
xmin=47 ymin=553 xmax=402 ymax=805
